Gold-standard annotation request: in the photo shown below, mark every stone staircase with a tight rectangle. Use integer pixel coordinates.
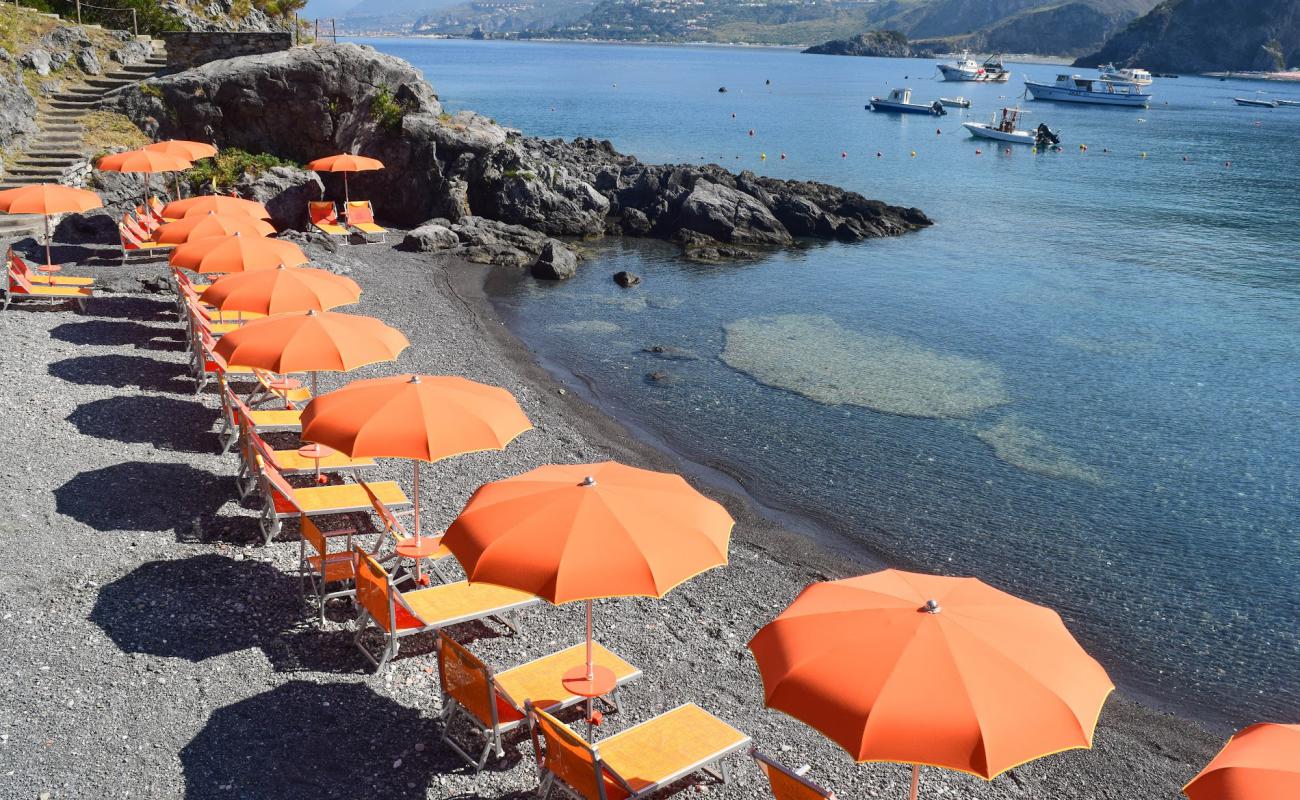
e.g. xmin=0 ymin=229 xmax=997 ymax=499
xmin=0 ymin=34 xmax=169 ymax=242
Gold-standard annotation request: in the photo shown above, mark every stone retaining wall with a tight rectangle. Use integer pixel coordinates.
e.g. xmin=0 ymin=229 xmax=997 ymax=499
xmin=161 ymin=32 xmax=292 ymax=68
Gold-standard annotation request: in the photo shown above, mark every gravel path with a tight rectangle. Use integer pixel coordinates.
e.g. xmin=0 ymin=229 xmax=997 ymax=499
xmin=0 ymin=236 xmax=1220 ymax=799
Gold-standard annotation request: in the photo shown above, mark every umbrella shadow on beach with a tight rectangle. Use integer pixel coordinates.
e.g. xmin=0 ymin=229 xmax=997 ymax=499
xmin=48 ymin=319 xmax=185 ymax=352
xmin=55 ymin=461 xmax=252 ymax=540
xmin=66 ymin=395 xmax=218 ymax=453
xmin=50 ymin=354 xmax=193 ymax=394
xmin=181 ymin=681 xmax=454 ymax=800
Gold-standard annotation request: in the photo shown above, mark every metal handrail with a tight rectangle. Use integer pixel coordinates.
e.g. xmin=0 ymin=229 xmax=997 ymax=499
xmin=73 ymin=0 xmax=139 ymax=35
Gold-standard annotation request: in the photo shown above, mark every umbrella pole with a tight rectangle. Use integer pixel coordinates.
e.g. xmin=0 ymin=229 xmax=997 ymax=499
xmin=586 ymin=598 xmax=595 ymax=736
xmin=412 ymin=460 xmax=423 ymax=584
xmin=909 ymin=764 xmax=919 ymax=800
xmin=343 ymin=173 xmax=350 ymax=207
xmin=44 ymin=214 xmax=53 ymax=268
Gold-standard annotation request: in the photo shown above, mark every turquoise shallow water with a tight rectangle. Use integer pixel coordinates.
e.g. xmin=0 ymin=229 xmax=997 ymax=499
xmin=360 ymin=38 xmax=1299 ymax=728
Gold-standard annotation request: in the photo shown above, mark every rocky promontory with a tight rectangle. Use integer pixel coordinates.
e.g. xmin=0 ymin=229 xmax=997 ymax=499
xmin=108 ymin=43 xmax=930 ymax=269
xmin=803 ymin=30 xmax=932 ymax=59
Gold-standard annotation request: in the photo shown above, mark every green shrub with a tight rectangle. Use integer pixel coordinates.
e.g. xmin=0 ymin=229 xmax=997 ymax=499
xmin=502 ymin=169 xmax=537 ymax=181
xmin=186 ymin=148 xmax=298 ymax=193
xmin=139 ymin=82 xmax=163 ymax=100
xmin=370 ymin=87 xmax=407 ymax=132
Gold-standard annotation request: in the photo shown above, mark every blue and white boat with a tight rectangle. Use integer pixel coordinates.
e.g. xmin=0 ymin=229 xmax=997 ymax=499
xmin=1025 ymin=74 xmax=1151 ymax=107
xmin=867 ymin=88 xmax=946 ymax=116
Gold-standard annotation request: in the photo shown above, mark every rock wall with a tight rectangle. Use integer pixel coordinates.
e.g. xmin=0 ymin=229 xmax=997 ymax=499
xmin=0 ymin=57 xmax=39 ymax=164
xmin=161 ymin=32 xmax=293 ymax=68
xmin=108 ymin=43 xmax=931 ymax=257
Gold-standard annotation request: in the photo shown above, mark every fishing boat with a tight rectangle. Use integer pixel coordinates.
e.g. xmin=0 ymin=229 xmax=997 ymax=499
xmin=1025 ymin=74 xmax=1151 ymax=107
xmin=962 ymin=107 xmax=1059 ymax=147
xmin=867 ymin=88 xmax=946 ymax=116
xmin=1099 ymin=63 xmax=1153 ymax=86
xmin=1235 ymin=96 xmax=1279 ymax=108
xmin=940 ymin=96 xmax=971 ymax=108
xmin=937 ymin=52 xmax=1011 ymax=82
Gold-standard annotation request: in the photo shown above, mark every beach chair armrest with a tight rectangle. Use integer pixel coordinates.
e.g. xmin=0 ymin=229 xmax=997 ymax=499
xmin=321 ymin=526 xmax=358 ymax=539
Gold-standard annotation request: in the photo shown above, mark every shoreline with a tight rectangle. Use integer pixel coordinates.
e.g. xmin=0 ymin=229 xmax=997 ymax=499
xmin=447 ymin=255 xmax=1231 ymax=741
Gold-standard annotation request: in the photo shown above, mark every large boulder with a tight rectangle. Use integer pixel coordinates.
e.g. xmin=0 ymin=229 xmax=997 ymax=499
xmin=448 ymin=215 xmax=554 ymax=267
xmin=0 ymin=63 xmax=39 ymax=156
xmin=402 ymin=222 xmax=459 ymax=252
xmin=234 ymin=166 xmax=324 ymax=231
xmin=675 ymin=180 xmax=792 ymax=246
xmin=20 ymin=49 xmax=52 ymax=76
xmin=111 ymin=40 xmax=153 ymax=66
xmin=531 ymin=240 xmax=579 ymax=280
xmin=77 ymin=48 xmax=103 ymax=76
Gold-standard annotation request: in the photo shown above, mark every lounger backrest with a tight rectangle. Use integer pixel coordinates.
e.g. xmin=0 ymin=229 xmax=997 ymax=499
xmin=120 ymin=218 xmax=147 ymax=245
xmin=346 ymin=201 xmax=375 ymax=224
xmin=309 ymin=201 xmax=338 ymax=225
xmin=361 ymin=480 xmax=408 ymax=541
xmin=354 ymin=548 xmax=401 ymax=633
xmin=7 ymin=248 xmax=30 ymax=274
xmin=437 ymin=631 xmax=500 ymax=729
xmin=149 ymin=197 xmax=166 ymax=217
xmin=300 ymin=514 xmax=328 ymax=558
xmin=7 ymin=261 xmax=36 ymax=292
xmin=528 ymin=704 xmax=610 ymax=800
xmin=752 ymin=750 xmax=836 ymax=800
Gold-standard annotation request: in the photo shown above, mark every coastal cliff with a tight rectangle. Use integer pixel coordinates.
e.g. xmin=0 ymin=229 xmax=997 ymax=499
xmin=1077 ymin=0 xmax=1300 ymax=72
xmin=803 ymin=31 xmax=929 ymax=58
xmin=106 ymin=43 xmax=930 ymax=265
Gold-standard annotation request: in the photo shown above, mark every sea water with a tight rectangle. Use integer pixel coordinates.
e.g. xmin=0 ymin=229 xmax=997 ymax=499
xmin=359 ymin=38 xmax=1300 ymax=728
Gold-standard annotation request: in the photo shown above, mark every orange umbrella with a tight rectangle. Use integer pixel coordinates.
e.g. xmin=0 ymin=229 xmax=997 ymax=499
xmin=307 ymin=153 xmax=384 ymax=205
xmin=444 ymin=461 xmax=733 ymax=723
xmin=162 ymin=195 xmax=271 ymax=221
xmin=153 ymin=212 xmax=275 ymax=244
xmin=169 ymin=233 xmax=308 ymax=274
xmin=748 ymin=570 xmax=1114 ymax=799
xmin=200 ymin=265 xmax=361 ymax=316
xmin=97 ymin=149 xmax=192 ymax=206
xmin=1184 ymin=723 xmax=1300 ymax=800
xmin=0 ymin=184 xmax=102 ymax=268
xmin=300 ymin=374 xmax=533 ymax=576
xmin=145 ymin=139 xmax=217 ymax=161
xmin=213 ymin=310 xmax=409 ymax=377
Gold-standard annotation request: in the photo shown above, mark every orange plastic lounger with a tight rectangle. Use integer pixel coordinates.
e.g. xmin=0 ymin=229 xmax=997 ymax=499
xmin=526 ymin=703 xmax=750 ymax=800
xmin=254 ymin=445 xmax=410 ymax=544
xmin=353 ymin=550 xmax=539 ymax=671
xmin=120 ymin=219 xmax=174 ymax=262
xmin=309 ymin=201 xmax=350 ymax=242
xmin=4 ymin=257 xmax=92 ymax=312
xmin=218 ymin=383 xmax=299 ymax=454
xmin=438 ymin=633 xmax=642 ymax=771
xmin=235 ymin=419 xmax=375 ymax=500
xmin=6 ymin=249 xmax=94 ymax=287
xmin=298 ymin=514 xmax=391 ymax=624
xmin=751 ymin=750 xmax=836 ymax=800
xmin=344 ymin=201 xmax=387 ymax=243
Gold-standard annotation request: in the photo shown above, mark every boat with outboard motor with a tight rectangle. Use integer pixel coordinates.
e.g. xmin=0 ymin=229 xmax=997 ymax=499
xmin=1099 ymin=63 xmax=1153 ymax=86
xmin=940 ymin=96 xmax=972 ymax=109
xmin=867 ymin=87 xmax=946 ymax=115
xmin=1235 ymin=96 xmax=1279 ymax=108
xmin=1025 ymin=74 xmax=1151 ymax=107
xmin=962 ymin=107 xmax=1059 ymax=147
xmin=938 ymin=52 xmax=1011 ymax=82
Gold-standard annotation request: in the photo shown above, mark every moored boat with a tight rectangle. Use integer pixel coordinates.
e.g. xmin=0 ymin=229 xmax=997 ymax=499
xmin=1025 ymin=74 xmax=1151 ymax=107
xmin=1275 ymin=99 xmax=1300 ymax=107
xmin=962 ymin=107 xmax=1059 ymax=146
xmin=940 ymin=96 xmax=971 ymax=108
xmin=1235 ymin=96 xmax=1279 ymax=108
xmin=937 ymin=52 xmax=1011 ymax=82
xmin=867 ymin=87 xmax=946 ymax=116
xmin=1099 ymin=63 xmax=1153 ymax=86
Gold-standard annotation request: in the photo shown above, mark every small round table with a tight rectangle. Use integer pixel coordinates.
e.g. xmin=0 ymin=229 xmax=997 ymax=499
xmin=395 ymin=536 xmax=442 ymax=586
xmin=563 ymin=665 xmax=618 ymax=737
xmin=297 ymin=443 xmax=334 ymax=484
xmin=268 ymin=376 xmax=304 ymax=409
xmin=36 ymin=263 xmax=62 ymax=275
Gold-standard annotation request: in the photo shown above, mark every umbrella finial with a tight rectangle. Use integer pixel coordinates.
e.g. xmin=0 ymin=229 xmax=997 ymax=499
xmin=923 ymin=599 xmax=941 ymax=614
xmin=580 ymin=476 xmax=597 ymax=487
xmin=276 ymin=262 xmax=287 ymax=270
xmin=409 ymin=374 xmax=422 ymax=384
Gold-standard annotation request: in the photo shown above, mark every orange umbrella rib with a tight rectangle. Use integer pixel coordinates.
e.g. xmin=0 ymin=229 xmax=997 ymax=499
xmin=1184 ymin=723 xmax=1300 ymax=800
xmin=145 ymin=139 xmax=218 ymax=161
xmin=97 ymin=150 xmax=192 ymax=173
xmin=200 ymin=266 xmax=361 ymax=315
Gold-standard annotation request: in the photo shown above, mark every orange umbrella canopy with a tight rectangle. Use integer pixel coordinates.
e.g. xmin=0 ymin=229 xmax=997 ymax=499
xmin=169 ymin=233 xmax=308 ymax=274
xmin=213 ymin=310 xmax=409 ymax=374
xmin=748 ymin=570 xmax=1114 ymax=782
xmin=153 ymin=212 xmax=275 ymax=244
xmin=162 ymin=195 xmax=271 ymax=220
xmin=300 ymin=374 xmax=532 ymax=464
xmin=144 ymin=139 xmax=218 ymax=161
xmin=200 ymin=265 xmax=362 ymax=316
xmin=1184 ymin=723 xmax=1300 ymax=800
xmin=307 ymin=153 xmax=385 ymax=173
xmin=0 ymin=183 xmax=102 ymax=214
xmin=97 ymin=149 xmax=192 ymax=173
xmin=444 ymin=461 xmax=734 ymax=604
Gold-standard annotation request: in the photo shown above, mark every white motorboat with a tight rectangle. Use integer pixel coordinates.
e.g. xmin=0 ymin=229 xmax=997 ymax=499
xmin=1099 ymin=63 xmax=1153 ymax=86
xmin=867 ymin=88 xmax=946 ymax=116
xmin=1025 ymin=74 xmax=1151 ymax=107
xmin=1275 ymin=99 xmax=1300 ymax=107
xmin=940 ymin=96 xmax=971 ymax=108
xmin=962 ymin=107 xmax=1059 ymax=146
xmin=938 ymin=52 xmax=1011 ymax=82
xmin=1235 ymin=96 xmax=1278 ymax=108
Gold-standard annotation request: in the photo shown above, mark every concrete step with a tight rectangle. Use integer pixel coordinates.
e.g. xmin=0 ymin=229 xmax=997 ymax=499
xmin=41 ymin=123 xmax=85 ymax=131
xmin=7 ymin=167 xmax=69 ymax=178
xmin=23 ymin=149 xmax=84 ymax=158
xmin=13 ymin=157 xmax=79 ymax=168
xmin=49 ymin=98 xmax=100 ymax=107
xmin=84 ymin=77 xmax=136 ymax=90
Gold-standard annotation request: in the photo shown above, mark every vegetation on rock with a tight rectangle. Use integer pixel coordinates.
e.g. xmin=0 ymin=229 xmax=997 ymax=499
xmin=186 ymin=147 xmax=299 ymax=193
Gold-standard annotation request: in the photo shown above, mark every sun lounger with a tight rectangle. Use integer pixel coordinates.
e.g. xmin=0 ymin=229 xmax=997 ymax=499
xmin=246 ymin=368 xmax=311 ymax=410
xmin=309 ymin=201 xmax=350 ymax=242
xmin=134 ymin=206 xmax=161 ymax=233
xmin=6 ymin=249 xmax=94 ymax=287
xmin=298 ymin=514 xmax=383 ymax=625
xmin=438 ymin=633 xmax=641 ymax=771
xmin=149 ymin=196 xmax=178 ymax=223
xmin=234 ymin=417 xmax=374 ymax=499
xmin=360 ymin=480 xmax=453 ymax=583
xmin=344 ymin=200 xmax=387 ymax=243
xmin=526 ymin=703 xmax=750 ymax=800
xmin=218 ymin=381 xmax=298 ymax=454
xmin=119 ymin=218 xmax=173 ymax=263
xmin=751 ymin=750 xmax=836 ymax=800
xmin=353 ymin=549 xmax=539 ymax=670
xmin=4 ymin=256 xmax=92 ymax=312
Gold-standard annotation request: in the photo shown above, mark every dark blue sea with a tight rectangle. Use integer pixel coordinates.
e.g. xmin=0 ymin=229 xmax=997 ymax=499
xmin=360 ymin=37 xmax=1300 ymax=729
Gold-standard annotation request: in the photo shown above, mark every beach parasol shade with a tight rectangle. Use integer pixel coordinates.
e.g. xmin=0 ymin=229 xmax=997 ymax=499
xmin=748 ymin=570 xmax=1114 ymax=798
xmin=213 ymin=310 xmax=409 ymax=375
xmin=144 ymin=140 xmax=218 ymax=161
xmin=0 ymin=184 xmax=102 ymax=267
xmin=1184 ymin=723 xmax=1300 ymax=800
xmin=307 ymin=153 xmax=384 ymax=204
xmin=152 ymin=212 xmax=275 ymax=244
xmin=162 ymin=195 xmax=271 ymax=221
xmin=169 ymin=233 xmax=308 ymax=274
xmin=200 ymin=265 xmax=361 ymax=316
xmin=444 ymin=461 xmax=733 ymax=719
xmin=300 ymin=374 xmax=533 ymax=577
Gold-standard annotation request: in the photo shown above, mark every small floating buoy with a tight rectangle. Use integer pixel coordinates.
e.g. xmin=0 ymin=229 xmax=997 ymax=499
xmin=1225 ymin=160 xmax=1232 ymax=167
xmin=1079 ymin=144 xmax=1088 ymax=152
xmin=748 ymin=129 xmax=755 ymax=136
xmin=1102 ymin=148 xmax=1109 ymax=154
xmin=719 ymin=86 xmax=728 ymax=93
xmin=1183 ymin=155 xmax=1189 ymax=161
xmin=765 ymin=79 xmax=771 ymax=85
xmin=876 ymin=151 xmax=882 ymax=158
xmin=910 ymin=150 xmax=916 ymax=158
xmin=760 ymin=152 xmax=767 ymax=160
xmin=730 ymin=112 xmax=736 ymax=118
xmin=1004 ymin=148 xmax=1011 ymax=154
xmin=936 ymin=128 xmax=942 ymax=135
xmin=841 ymin=151 xmax=847 ymax=158
xmin=975 ymin=148 xmax=982 ymax=155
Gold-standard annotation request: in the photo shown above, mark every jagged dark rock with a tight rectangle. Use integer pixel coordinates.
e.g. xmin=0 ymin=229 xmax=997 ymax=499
xmin=0 ymin=61 xmax=39 ymax=158
xmin=108 ymin=43 xmax=931 ymax=260
xmin=234 ymin=166 xmax=324 ymax=232
xmin=804 ymin=30 xmax=923 ymax=58
xmin=402 ymin=222 xmax=460 ymax=252
xmin=613 ymin=270 xmax=640 ymax=287
xmin=531 ymin=240 xmax=579 ymax=280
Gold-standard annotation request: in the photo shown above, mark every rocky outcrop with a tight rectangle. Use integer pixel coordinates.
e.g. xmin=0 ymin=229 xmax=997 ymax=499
xmin=531 ymin=241 xmax=579 ymax=280
xmin=0 ymin=57 xmax=39 ymax=159
xmin=109 ymin=43 xmax=930 ymax=262
xmin=1077 ymin=0 xmax=1300 ymax=72
xmin=402 ymin=223 xmax=460 ymax=252
xmin=161 ymin=1 xmax=293 ymax=33
xmin=804 ymin=31 xmax=928 ymax=58
xmin=234 ymin=167 xmax=325 ymax=231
